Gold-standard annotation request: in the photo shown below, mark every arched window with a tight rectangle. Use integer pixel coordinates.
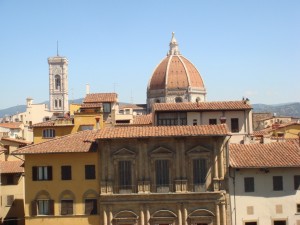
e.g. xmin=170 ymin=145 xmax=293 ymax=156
xmin=55 ymin=100 xmax=58 ymax=108
xmin=31 ymin=190 xmax=54 ymax=216
xmin=175 ymin=97 xmax=183 ymax=103
xmin=60 ymin=190 xmax=75 ymax=215
xmin=55 ymin=75 xmax=61 ymax=91
xmin=59 ymin=100 xmax=62 ymax=108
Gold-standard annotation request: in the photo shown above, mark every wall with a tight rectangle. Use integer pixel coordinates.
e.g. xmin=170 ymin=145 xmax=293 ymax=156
xmin=229 ymin=167 xmax=300 ymax=225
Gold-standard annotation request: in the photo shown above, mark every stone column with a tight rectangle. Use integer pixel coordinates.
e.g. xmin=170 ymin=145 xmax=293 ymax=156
xmin=221 ymin=202 xmax=226 ymax=225
xmin=103 ymin=206 xmax=107 ymax=225
xmin=219 ymin=144 xmax=224 ymax=179
xmin=177 ymin=204 xmax=182 ymax=225
xmin=146 ymin=205 xmax=150 ymax=225
xmin=214 ymin=141 xmax=219 ymax=179
xmin=140 ymin=205 xmax=145 ymax=225
xmin=183 ymin=204 xmax=188 ymax=225
xmin=139 ymin=140 xmax=143 ymax=180
xmin=108 ymin=205 xmax=113 ymax=225
xmin=215 ymin=202 xmax=220 ymax=225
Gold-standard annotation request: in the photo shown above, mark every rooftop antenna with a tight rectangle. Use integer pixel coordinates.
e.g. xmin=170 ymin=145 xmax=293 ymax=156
xmin=57 ymin=40 xmax=59 ymax=56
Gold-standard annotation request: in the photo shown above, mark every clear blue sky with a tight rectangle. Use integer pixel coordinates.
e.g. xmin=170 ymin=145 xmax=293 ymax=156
xmin=0 ymin=0 xmax=299 ymax=110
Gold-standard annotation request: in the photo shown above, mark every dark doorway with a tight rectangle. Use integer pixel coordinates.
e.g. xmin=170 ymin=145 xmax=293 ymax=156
xmin=274 ymin=221 xmax=286 ymax=225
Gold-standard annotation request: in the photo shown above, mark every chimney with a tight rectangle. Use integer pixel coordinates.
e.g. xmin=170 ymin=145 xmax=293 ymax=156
xmin=95 ymin=116 xmax=100 ymax=130
xmin=86 ymin=84 xmax=90 ymax=95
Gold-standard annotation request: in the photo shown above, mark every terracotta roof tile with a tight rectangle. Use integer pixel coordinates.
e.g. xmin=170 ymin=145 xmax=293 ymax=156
xmin=1 ymin=137 xmax=32 ymax=145
xmin=0 ymin=122 xmax=22 ymax=129
xmin=229 ymin=141 xmax=300 ymax=168
xmin=32 ymin=119 xmax=74 ymax=127
xmin=95 ymin=124 xmax=229 ymax=139
xmin=133 ymin=114 xmax=152 ymax=125
xmin=0 ymin=160 xmax=24 ymax=173
xmin=153 ymin=101 xmax=252 ymax=112
xmin=84 ymin=93 xmax=118 ymax=103
xmin=80 ymin=103 xmax=102 ymax=109
xmin=13 ymin=130 xmax=98 ymax=155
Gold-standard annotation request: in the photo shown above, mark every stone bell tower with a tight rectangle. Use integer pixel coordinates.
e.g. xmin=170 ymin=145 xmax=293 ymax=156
xmin=48 ymin=54 xmax=69 ymax=115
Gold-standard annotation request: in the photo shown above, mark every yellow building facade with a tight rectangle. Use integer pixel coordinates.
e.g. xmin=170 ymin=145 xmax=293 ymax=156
xmin=15 ymin=124 xmax=231 ymax=225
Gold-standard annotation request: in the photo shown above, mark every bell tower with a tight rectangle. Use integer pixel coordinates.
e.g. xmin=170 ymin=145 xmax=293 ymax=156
xmin=48 ymin=55 xmax=69 ymax=115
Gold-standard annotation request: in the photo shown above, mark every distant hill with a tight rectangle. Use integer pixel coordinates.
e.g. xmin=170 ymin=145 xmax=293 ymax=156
xmin=1 ymin=101 xmax=300 ymax=119
xmin=252 ymin=103 xmax=300 ymax=118
xmin=0 ymin=98 xmax=83 ymax=118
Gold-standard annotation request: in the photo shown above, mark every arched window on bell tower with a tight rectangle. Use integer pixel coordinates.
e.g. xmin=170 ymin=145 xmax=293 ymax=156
xmin=55 ymin=75 xmax=61 ymax=91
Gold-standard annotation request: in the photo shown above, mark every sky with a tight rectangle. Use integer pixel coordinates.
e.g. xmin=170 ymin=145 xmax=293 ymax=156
xmin=0 ymin=1 xmax=299 ymax=110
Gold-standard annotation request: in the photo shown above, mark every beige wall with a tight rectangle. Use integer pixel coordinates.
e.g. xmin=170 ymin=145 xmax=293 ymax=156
xmin=229 ymin=167 xmax=300 ymax=225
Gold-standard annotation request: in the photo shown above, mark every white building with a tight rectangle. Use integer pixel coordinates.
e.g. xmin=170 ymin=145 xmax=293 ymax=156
xmin=229 ymin=141 xmax=300 ymax=225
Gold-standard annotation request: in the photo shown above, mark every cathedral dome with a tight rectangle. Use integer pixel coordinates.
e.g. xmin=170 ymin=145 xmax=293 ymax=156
xmin=147 ymin=33 xmax=206 ymax=110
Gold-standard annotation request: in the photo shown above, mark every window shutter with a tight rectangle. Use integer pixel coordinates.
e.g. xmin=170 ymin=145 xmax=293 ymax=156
xmin=85 ymin=200 xmax=93 ymax=215
xmin=32 ymin=167 xmax=37 ymax=181
xmin=47 ymin=166 xmax=53 ymax=180
xmin=31 ymin=200 xmax=37 ymax=216
xmin=49 ymin=200 xmax=54 ymax=215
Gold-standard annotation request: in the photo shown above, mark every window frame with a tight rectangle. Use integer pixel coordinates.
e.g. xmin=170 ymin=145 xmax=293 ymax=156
xmin=42 ymin=129 xmax=56 ymax=138
xmin=103 ymin=103 xmax=111 ymax=113
xmin=231 ymin=118 xmax=239 ymax=133
xmin=209 ymin=118 xmax=217 ymax=125
xmin=85 ymin=198 xmax=97 ymax=215
xmin=118 ymin=160 xmax=132 ymax=190
xmin=244 ymin=177 xmax=255 ymax=192
xmin=61 ymin=199 xmax=73 ymax=215
xmin=294 ymin=175 xmax=300 ymax=190
xmin=61 ymin=165 xmax=72 ymax=180
xmin=85 ymin=165 xmax=96 ymax=180
xmin=273 ymin=176 xmax=283 ymax=191
xmin=32 ymin=166 xmax=52 ymax=181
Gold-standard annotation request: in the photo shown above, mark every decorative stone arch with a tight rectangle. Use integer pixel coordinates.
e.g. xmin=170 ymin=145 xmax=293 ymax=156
xmin=59 ymin=189 xmax=75 ymax=200
xmin=187 ymin=209 xmax=215 ymax=225
xmin=35 ymin=190 xmax=51 ymax=200
xmin=150 ymin=209 xmax=177 ymax=225
xmin=113 ymin=210 xmax=139 ymax=225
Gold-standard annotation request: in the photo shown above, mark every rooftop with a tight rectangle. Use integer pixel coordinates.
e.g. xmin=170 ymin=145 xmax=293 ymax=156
xmin=230 ymin=141 xmax=300 ymax=168
xmin=152 ymin=100 xmax=252 ymax=112
xmin=0 ymin=160 xmax=24 ymax=173
xmin=83 ymin=93 xmax=118 ymax=103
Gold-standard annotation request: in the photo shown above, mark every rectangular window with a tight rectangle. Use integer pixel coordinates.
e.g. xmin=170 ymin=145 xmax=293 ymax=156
xmin=42 ymin=129 xmax=56 ymax=138
xmin=209 ymin=119 xmax=217 ymax=125
xmin=294 ymin=175 xmax=300 ymax=190
xmin=119 ymin=161 xmax=132 ymax=189
xmin=85 ymin=165 xmax=96 ymax=180
xmin=61 ymin=200 xmax=73 ymax=215
xmin=32 ymin=166 xmax=52 ymax=181
xmin=273 ymin=221 xmax=286 ymax=225
xmin=273 ymin=176 xmax=283 ymax=191
xmin=193 ymin=159 xmax=207 ymax=185
xmin=85 ymin=199 xmax=97 ymax=215
xmin=245 ymin=222 xmax=257 ymax=225
xmin=61 ymin=166 xmax=72 ymax=180
xmin=6 ymin=195 xmax=14 ymax=206
xmin=37 ymin=200 xmax=54 ymax=215
xmin=297 ymin=204 xmax=300 ymax=213
xmin=244 ymin=177 xmax=255 ymax=192
xmin=156 ymin=160 xmax=169 ymax=187
xmin=103 ymin=103 xmax=111 ymax=113
xmin=231 ymin=118 xmax=239 ymax=133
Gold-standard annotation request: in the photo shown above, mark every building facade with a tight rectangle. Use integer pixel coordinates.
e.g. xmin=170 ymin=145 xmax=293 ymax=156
xmin=15 ymin=124 xmax=231 ymax=225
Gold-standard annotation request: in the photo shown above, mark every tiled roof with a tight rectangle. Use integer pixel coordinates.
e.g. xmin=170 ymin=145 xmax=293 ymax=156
xmin=153 ymin=101 xmax=252 ymax=112
xmin=252 ymin=130 xmax=271 ymax=137
xmin=0 ymin=122 xmax=22 ymax=129
xmin=230 ymin=141 xmax=300 ymax=168
xmin=1 ymin=137 xmax=32 ymax=145
xmin=80 ymin=103 xmax=102 ymax=109
xmin=13 ymin=130 xmax=98 ymax=155
xmin=95 ymin=124 xmax=229 ymax=139
xmin=0 ymin=160 xmax=24 ymax=173
xmin=133 ymin=114 xmax=152 ymax=125
xmin=119 ymin=104 xmax=146 ymax=110
xmin=32 ymin=119 xmax=74 ymax=127
xmin=84 ymin=93 xmax=117 ymax=103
